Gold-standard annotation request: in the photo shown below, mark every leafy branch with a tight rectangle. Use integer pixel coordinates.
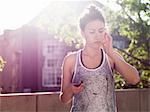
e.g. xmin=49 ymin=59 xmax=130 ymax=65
xmin=115 ymin=47 xmax=150 ymax=67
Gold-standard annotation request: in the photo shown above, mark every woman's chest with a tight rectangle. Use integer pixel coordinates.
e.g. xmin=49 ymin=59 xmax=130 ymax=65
xmin=82 ymin=56 xmax=102 ymax=69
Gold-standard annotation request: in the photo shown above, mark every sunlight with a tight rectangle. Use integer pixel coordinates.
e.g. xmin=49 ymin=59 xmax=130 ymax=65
xmin=0 ymin=0 xmax=121 ymax=35
xmin=96 ymin=0 xmax=121 ymax=11
xmin=0 ymin=0 xmax=89 ymax=35
xmin=0 ymin=0 xmax=51 ymax=35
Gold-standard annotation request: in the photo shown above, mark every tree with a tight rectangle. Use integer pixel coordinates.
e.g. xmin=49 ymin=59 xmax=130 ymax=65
xmin=111 ymin=0 xmax=150 ymax=88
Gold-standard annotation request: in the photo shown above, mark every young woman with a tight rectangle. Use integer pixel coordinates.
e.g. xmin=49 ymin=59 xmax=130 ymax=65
xmin=59 ymin=5 xmax=140 ymax=112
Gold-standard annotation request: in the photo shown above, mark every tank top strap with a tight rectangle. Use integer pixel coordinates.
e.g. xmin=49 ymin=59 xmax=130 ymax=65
xmin=72 ymin=49 xmax=81 ymax=82
xmin=104 ymin=52 xmax=114 ymax=76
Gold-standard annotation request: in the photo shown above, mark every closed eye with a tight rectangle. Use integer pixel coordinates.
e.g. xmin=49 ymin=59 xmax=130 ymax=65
xmin=98 ymin=28 xmax=105 ymax=33
xmin=89 ymin=31 xmax=95 ymax=34
xmin=89 ymin=30 xmax=95 ymax=34
xmin=98 ymin=30 xmax=104 ymax=33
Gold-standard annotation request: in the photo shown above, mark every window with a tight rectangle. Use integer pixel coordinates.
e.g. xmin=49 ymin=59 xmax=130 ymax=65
xmin=47 ymin=59 xmax=56 ymax=67
xmin=42 ymin=68 xmax=61 ymax=87
xmin=47 ymin=46 xmax=54 ymax=53
xmin=42 ymin=39 xmax=65 ymax=88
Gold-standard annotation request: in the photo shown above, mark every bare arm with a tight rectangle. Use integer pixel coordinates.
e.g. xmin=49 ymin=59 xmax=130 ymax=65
xmin=103 ymin=32 xmax=140 ymax=85
xmin=59 ymin=53 xmax=84 ymax=104
xmin=112 ymin=50 xmax=140 ymax=85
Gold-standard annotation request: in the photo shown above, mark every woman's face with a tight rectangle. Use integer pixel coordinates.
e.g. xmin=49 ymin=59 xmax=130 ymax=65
xmin=81 ymin=19 xmax=105 ymax=46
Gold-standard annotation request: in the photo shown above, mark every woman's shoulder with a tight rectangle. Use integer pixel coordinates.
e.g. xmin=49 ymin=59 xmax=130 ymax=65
xmin=63 ymin=50 xmax=79 ymax=74
xmin=65 ymin=50 xmax=79 ymax=61
xmin=63 ymin=50 xmax=80 ymax=66
xmin=65 ymin=49 xmax=82 ymax=59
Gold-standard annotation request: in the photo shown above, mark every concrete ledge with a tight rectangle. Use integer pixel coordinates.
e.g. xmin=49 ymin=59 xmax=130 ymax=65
xmin=37 ymin=93 xmax=71 ymax=112
xmin=0 ymin=89 xmax=149 ymax=112
xmin=0 ymin=94 xmax=36 ymax=112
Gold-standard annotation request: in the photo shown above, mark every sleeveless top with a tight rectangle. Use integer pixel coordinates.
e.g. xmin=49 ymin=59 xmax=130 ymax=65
xmin=71 ymin=49 xmax=117 ymax=112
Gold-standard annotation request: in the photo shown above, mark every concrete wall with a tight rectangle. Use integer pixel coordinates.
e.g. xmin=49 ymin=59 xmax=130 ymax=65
xmin=0 ymin=89 xmax=149 ymax=112
xmin=0 ymin=92 xmax=71 ymax=112
xmin=116 ymin=88 xmax=150 ymax=112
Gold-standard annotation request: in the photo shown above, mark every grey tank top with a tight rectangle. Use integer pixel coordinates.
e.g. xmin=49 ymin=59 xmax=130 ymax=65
xmin=71 ymin=49 xmax=117 ymax=112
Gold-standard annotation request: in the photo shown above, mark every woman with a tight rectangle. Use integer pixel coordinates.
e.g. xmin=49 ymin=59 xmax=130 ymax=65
xmin=59 ymin=5 xmax=140 ymax=112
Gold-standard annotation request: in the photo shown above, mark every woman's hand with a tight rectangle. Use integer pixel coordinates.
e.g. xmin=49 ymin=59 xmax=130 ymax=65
xmin=72 ymin=81 xmax=84 ymax=95
xmin=102 ymin=32 xmax=114 ymax=58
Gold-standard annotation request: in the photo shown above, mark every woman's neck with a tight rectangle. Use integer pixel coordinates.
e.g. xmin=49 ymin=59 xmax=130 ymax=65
xmin=83 ymin=44 xmax=102 ymax=57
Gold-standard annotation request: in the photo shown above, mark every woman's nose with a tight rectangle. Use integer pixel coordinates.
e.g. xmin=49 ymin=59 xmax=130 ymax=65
xmin=95 ymin=31 xmax=101 ymax=38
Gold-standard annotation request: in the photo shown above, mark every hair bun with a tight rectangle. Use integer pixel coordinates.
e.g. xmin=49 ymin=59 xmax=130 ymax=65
xmin=88 ymin=5 xmax=97 ymax=13
xmin=79 ymin=4 xmax=105 ymax=31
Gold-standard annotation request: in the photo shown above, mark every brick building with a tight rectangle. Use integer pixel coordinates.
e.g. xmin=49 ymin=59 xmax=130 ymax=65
xmin=0 ymin=26 xmax=75 ymax=93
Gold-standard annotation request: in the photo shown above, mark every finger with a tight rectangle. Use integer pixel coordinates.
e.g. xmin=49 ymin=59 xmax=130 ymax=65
xmin=79 ymin=83 xmax=84 ymax=87
xmin=78 ymin=84 xmax=84 ymax=91
xmin=78 ymin=82 xmax=84 ymax=88
xmin=106 ymin=33 xmax=112 ymax=41
xmin=74 ymin=81 xmax=83 ymax=87
xmin=105 ymin=33 xmax=113 ymax=44
xmin=76 ymin=83 xmax=84 ymax=90
xmin=73 ymin=84 xmax=84 ymax=93
xmin=102 ymin=32 xmax=107 ymax=44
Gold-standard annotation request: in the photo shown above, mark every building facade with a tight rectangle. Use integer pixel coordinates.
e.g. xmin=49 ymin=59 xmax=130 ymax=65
xmin=0 ymin=26 xmax=75 ymax=93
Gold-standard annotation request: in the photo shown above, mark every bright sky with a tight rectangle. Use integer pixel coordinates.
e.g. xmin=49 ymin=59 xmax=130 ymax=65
xmin=0 ymin=0 xmax=121 ymax=35
xmin=0 ymin=0 xmax=52 ymax=35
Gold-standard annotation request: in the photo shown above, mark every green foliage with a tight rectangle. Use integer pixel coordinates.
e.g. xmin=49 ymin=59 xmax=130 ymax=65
xmin=0 ymin=56 xmax=6 ymax=72
xmin=137 ymin=70 xmax=150 ymax=88
xmin=57 ymin=24 xmax=84 ymax=48
xmin=112 ymin=0 xmax=150 ymax=89
xmin=114 ymin=73 xmax=126 ymax=89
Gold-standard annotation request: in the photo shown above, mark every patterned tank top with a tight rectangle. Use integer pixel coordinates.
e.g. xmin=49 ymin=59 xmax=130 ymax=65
xmin=71 ymin=49 xmax=117 ymax=112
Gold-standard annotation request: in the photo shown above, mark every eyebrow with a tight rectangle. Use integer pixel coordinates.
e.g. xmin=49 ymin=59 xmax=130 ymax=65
xmin=88 ymin=27 xmax=105 ymax=30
